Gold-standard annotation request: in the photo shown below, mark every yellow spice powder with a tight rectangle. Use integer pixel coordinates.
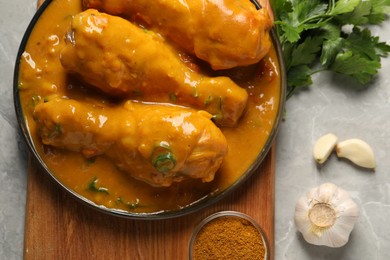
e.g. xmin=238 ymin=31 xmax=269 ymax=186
xmin=192 ymin=216 xmax=266 ymax=260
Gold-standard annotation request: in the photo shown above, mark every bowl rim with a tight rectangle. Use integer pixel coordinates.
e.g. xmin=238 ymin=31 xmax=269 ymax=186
xmin=188 ymin=210 xmax=270 ymax=260
xmin=13 ymin=0 xmax=286 ymax=220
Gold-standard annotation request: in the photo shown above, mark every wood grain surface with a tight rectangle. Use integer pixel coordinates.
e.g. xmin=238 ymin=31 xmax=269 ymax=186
xmin=24 ymin=146 xmax=275 ymax=259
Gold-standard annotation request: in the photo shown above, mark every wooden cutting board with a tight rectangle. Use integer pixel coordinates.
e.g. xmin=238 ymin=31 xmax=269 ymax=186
xmin=24 ymin=1 xmax=275 ymax=258
xmin=24 ymin=146 xmax=275 ymax=259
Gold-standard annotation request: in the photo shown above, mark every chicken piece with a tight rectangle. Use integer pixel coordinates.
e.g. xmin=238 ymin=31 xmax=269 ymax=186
xmin=82 ymin=0 xmax=273 ymax=70
xmin=60 ymin=9 xmax=248 ymax=127
xmin=33 ymin=98 xmax=228 ymax=187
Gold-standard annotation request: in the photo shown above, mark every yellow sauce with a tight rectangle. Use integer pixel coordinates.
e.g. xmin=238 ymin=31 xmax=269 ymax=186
xmin=18 ymin=0 xmax=281 ymax=214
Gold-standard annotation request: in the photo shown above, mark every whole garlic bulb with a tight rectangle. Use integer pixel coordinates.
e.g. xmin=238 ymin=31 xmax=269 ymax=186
xmin=295 ymin=183 xmax=359 ymax=248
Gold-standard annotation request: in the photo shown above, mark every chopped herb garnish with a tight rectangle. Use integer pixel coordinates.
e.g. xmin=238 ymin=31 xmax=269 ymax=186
xmin=150 ymin=142 xmax=176 ymax=173
xmin=218 ymin=96 xmax=223 ymax=111
xmin=204 ymin=95 xmax=212 ymax=106
xmin=87 ymin=177 xmax=109 ymax=194
xmin=116 ymin=197 xmax=141 ymax=210
xmin=85 ymin=157 xmax=96 ymax=166
xmin=212 ymin=113 xmax=223 ymax=120
xmin=169 ymin=93 xmax=177 ymax=102
xmin=153 ymin=152 xmax=176 ymax=172
xmin=211 ymin=96 xmax=223 ymax=120
xmin=192 ymin=85 xmax=199 ymax=98
xmin=48 ymin=123 xmax=62 ymax=138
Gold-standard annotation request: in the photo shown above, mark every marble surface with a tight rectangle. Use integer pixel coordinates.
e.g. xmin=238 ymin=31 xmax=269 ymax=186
xmin=0 ymin=1 xmax=389 ymax=259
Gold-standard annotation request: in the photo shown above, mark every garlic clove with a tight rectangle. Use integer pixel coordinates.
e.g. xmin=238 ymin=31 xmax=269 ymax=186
xmin=313 ymin=133 xmax=338 ymax=164
xmin=294 ymin=183 xmax=359 ymax=248
xmin=336 ymin=138 xmax=376 ymax=169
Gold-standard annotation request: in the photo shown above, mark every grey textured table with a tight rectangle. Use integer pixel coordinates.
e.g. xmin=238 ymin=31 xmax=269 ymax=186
xmin=1 ymin=1 xmax=389 ymax=259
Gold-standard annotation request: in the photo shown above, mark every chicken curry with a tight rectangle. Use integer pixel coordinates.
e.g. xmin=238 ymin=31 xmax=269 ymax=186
xmin=17 ymin=0 xmax=281 ymax=214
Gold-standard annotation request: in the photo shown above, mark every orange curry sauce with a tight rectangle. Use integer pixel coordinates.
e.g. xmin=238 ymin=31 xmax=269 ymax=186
xmin=18 ymin=0 xmax=281 ymax=214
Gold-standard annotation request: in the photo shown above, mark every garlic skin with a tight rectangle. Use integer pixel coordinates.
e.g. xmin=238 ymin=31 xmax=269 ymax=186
xmin=313 ymin=133 xmax=338 ymax=164
xmin=336 ymin=138 xmax=376 ymax=169
xmin=295 ymin=183 xmax=359 ymax=248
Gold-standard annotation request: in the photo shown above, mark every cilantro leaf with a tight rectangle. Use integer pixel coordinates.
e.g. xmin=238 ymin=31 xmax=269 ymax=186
xmin=320 ymin=38 xmax=344 ymax=68
xmin=344 ymin=27 xmax=382 ymax=61
xmin=272 ymin=0 xmax=292 ymax=17
xmin=289 ymin=36 xmax=323 ymax=67
xmin=291 ymin=0 xmax=328 ymax=24
xmin=319 ymin=23 xmax=342 ymax=40
xmin=367 ymin=0 xmax=390 ymax=24
xmin=330 ymin=51 xmax=381 ymax=84
xmin=375 ymin=42 xmax=390 ymax=57
xmin=286 ymin=65 xmax=313 ymax=99
xmin=287 ymin=65 xmax=313 ymax=88
xmin=331 ymin=0 xmax=361 ymax=15
xmin=282 ymin=42 xmax=294 ymax=69
xmin=272 ymin=0 xmax=390 ymax=99
xmin=336 ymin=0 xmax=390 ymax=25
xmin=336 ymin=0 xmax=372 ymax=25
xmin=278 ymin=22 xmax=302 ymax=43
xmin=371 ymin=0 xmax=390 ymax=13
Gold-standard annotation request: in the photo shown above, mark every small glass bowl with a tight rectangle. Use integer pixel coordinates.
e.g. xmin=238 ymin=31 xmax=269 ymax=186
xmin=189 ymin=211 xmax=269 ymax=260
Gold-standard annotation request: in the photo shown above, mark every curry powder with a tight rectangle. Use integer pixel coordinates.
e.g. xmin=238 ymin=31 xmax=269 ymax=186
xmin=192 ymin=216 xmax=266 ymax=259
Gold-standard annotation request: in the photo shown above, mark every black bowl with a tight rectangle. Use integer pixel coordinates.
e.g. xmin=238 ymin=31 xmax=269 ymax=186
xmin=14 ymin=0 xmax=286 ymax=219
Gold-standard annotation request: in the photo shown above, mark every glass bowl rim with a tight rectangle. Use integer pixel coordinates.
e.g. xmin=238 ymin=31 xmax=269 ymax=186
xmin=188 ymin=210 xmax=270 ymax=260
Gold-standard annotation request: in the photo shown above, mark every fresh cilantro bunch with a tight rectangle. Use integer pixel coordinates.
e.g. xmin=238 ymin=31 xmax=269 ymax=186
xmin=272 ymin=0 xmax=390 ymax=99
